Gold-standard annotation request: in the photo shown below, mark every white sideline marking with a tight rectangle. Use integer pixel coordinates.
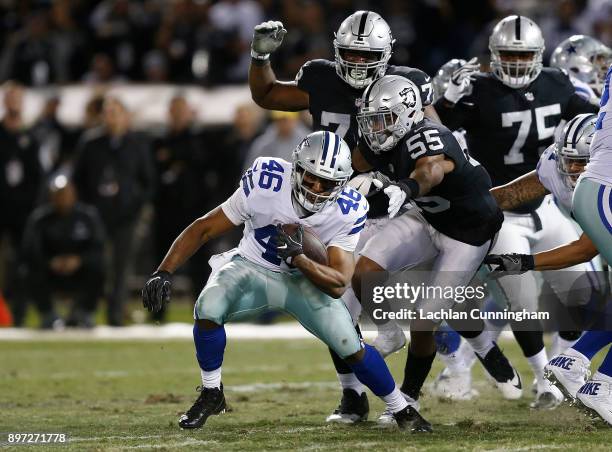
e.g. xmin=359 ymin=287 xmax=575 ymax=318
xmin=0 ymin=322 xmax=514 ymax=341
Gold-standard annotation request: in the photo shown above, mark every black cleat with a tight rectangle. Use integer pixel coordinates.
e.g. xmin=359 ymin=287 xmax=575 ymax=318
xmin=325 ymin=389 xmax=369 ymax=424
xmin=178 ymin=384 xmax=226 ymax=429
xmin=393 ymin=405 xmax=432 ymax=433
xmin=476 ymin=343 xmax=523 ymax=400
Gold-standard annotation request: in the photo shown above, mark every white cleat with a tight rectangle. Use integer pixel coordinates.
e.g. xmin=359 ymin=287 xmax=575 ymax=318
xmin=545 ymin=352 xmax=590 ymax=402
xmin=373 ymin=321 xmax=406 ymax=358
xmin=376 ymin=395 xmax=419 ymax=428
xmin=530 ymin=379 xmax=564 ymax=410
xmin=431 ymin=367 xmax=479 ymax=401
xmin=575 ymin=373 xmax=612 ymax=425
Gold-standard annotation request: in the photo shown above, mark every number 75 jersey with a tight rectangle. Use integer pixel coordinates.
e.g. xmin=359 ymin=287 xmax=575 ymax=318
xmin=435 ymin=68 xmax=598 ymax=186
xmin=221 ymin=157 xmax=369 ymax=272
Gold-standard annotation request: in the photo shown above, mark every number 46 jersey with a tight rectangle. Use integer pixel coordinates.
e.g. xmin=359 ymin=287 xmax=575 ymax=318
xmin=221 ymin=157 xmax=369 ymax=272
xmin=361 ymin=119 xmax=503 ymax=246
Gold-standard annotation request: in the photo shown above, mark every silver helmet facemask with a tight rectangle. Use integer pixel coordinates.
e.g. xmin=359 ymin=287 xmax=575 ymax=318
xmin=333 ymin=11 xmax=394 ymax=89
xmin=550 ymin=35 xmax=612 ymax=96
xmin=291 ymin=131 xmax=353 ymax=212
xmin=357 ymin=75 xmax=424 ymax=153
xmin=555 ymin=113 xmax=597 ymax=189
xmin=489 ymin=15 xmax=545 ymax=89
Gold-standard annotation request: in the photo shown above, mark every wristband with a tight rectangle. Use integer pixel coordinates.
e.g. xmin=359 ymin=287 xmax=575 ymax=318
xmin=523 ymin=255 xmax=535 ymax=271
xmin=251 ymin=48 xmax=270 ymax=61
xmin=397 ymin=178 xmax=420 ymax=199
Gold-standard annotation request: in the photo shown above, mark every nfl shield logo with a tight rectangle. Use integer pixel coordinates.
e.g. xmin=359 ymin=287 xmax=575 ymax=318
xmin=524 ymin=92 xmax=534 ymax=101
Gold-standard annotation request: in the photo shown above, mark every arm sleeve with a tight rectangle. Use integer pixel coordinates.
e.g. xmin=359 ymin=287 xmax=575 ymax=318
xmin=564 ymin=93 xmax=599 ymax=119
xmin=295 ymin=60 xmax=318 ymax=93
xmin=328 ymin=198 xmax=369 ymax=252
xmin=221 ymin=187 xmax=252 ymax=226
xmin=433 ymin=96 xmax=477 ymax=131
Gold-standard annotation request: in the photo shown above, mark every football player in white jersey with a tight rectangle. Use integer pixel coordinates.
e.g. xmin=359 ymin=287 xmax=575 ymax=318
xmin=489 ymin=67 xmax=612 ymax=424
xmin=142 ymin=131 xmax=432 ymax=432
xmin=550 ymin=34 xmax=611 ymax=142
xmin=550 ymin=35 xmax=612 ymax=100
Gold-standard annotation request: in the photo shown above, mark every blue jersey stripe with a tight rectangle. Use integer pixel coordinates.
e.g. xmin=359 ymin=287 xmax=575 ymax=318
xmin=349 ymin=223 xmax=366 ymax=235
xmin=597 ymin=185 xmax=612 ymax=233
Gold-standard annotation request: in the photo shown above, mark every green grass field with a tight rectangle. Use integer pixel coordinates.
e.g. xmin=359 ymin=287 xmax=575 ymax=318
xmin=1 ymin=337 xmax=610 ymax=451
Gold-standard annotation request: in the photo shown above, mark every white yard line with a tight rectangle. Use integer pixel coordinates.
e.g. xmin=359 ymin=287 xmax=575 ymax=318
xmin=0 ymin=322 xmax=514 ymax=341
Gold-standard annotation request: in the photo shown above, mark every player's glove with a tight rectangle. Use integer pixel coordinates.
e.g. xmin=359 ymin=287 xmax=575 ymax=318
xmin=484 ymin=253 xmax=535 ymax=276
xmin=251 ymin=20 xmax=287 ymax=60
xmin=372 ymin=176 xmax=418 ymax=219
xmin=142 ymin=270 xmax=172 ymax=313
xmin=444 ymin=57 xmax=479 ymax=104
xmin=275 ymin=224 xmax=304 ymax=264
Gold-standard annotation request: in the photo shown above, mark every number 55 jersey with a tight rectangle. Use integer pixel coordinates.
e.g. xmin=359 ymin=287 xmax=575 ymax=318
xmin=221 ymin=157 xmax=369 ymax=272
xmin=360 ymin=119 xmax=503 ymax=246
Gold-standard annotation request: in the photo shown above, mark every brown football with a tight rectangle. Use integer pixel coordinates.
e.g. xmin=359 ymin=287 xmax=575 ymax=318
xmin=280 ymin=223 xmax=329 ymax=265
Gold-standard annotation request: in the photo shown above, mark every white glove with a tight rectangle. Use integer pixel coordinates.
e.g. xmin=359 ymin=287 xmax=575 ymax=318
xmin=251 ymin=21 xmax=287 ymax=60
xmin=372 ymin=179 xmax=407 ymax=219
xmin=443 ymin=57 xmax=479 ymax=104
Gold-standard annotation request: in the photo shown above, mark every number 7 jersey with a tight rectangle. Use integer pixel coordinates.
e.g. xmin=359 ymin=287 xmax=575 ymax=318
xmin=221 ymin=157 xmax=369 ymax=272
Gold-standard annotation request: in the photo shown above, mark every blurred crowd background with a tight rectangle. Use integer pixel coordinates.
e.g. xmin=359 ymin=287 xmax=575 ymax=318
xmin=0 ymin=0 xmax=610 ymax=329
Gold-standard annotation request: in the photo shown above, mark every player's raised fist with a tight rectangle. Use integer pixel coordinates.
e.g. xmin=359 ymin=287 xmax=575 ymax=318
xmin=251 ymin=20 xmax=287 ymax=60
xmin=444 ymin=57 xmax=479 ymax=103
xmin=142 ymin=270 xmax=172 ymax=313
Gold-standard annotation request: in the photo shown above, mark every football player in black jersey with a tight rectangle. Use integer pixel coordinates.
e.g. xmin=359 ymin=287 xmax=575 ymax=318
xmin=434 ymin=15 xmax=599 ymax=409
xmin=352 ymin=75 xmax=523 ymax=427
xmin=248 ymin=11 xmax=439 ymax=424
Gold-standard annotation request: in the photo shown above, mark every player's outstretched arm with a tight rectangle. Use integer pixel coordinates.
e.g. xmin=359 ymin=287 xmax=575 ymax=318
xmin=486 ymin=233 xmax=598 ymax=274
xmin=292 ymin=247 xmax=355 ymax=299
xmin=490 ymin=170 xmax=550 ymax=210
xmin=248 ymin=21 xmax=309 ymax=111
xmin=142 ymin=206 xmax=236 ymax=313
xmin=409 ymin=154 xmax=454 ymax=196
xmin=532 ymin=232 xmax=599 ymax=270
xmin=157 ymin=206 xmax=236 ymax=274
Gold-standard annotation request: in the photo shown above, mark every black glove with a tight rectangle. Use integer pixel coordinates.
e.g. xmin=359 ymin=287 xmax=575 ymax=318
xmin=484 ymin=253 xmax=535 ymax=277
xmin=142 ymin=270 xmax=172 ymax=313
xmin=275 ymin=224 xmax=304 ymax=264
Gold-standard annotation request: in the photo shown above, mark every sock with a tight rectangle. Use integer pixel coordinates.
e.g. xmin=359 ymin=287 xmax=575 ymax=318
xmin=550 ymin=332 xmax=582 ymax=358
xmin=201 ymin=367 xmax=222 ymax=389
xmin=329 ymin=347 xmax=353 ymax=374
xmin=348 ymin=344 xmax=395 ymax=397
xmin=193 ymin=323 xmax=226 ymax=381
xmin=464 ymin=330 xmax=494 ymax=358
xmin=434 ymin=324 xmax=461 ymax=355
xmin=512 ymin=328 xmax=545 ymax=358
xmin=572 ymin=331 xmax=612 ymax=360
xmin=399 ymin=346 xmax=436 ymax=400
xmin=526 ymin=347 xmax=548 ymax=386
xmin=598 ymin=347 xmax=612 ymax=379
xmin=434 ymin=325 xmax=465 ymax=373
xmin=336 ymin=372 xmax=365 ymax=395
xmin=381 ymin=387 xmax=409 ymax=413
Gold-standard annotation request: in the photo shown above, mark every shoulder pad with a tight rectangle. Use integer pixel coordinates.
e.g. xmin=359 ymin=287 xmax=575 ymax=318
xmin=334 ymin=187 xmax=369 ymax=225
xmin=240 ymin=156 xmax=291 ymax=199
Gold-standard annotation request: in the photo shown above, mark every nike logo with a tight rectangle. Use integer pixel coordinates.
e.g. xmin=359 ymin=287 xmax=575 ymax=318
xmin=278 ymin=244 xmax=287 ymax=249
xmin=509 ymin=371 xmax=522 ymax=388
